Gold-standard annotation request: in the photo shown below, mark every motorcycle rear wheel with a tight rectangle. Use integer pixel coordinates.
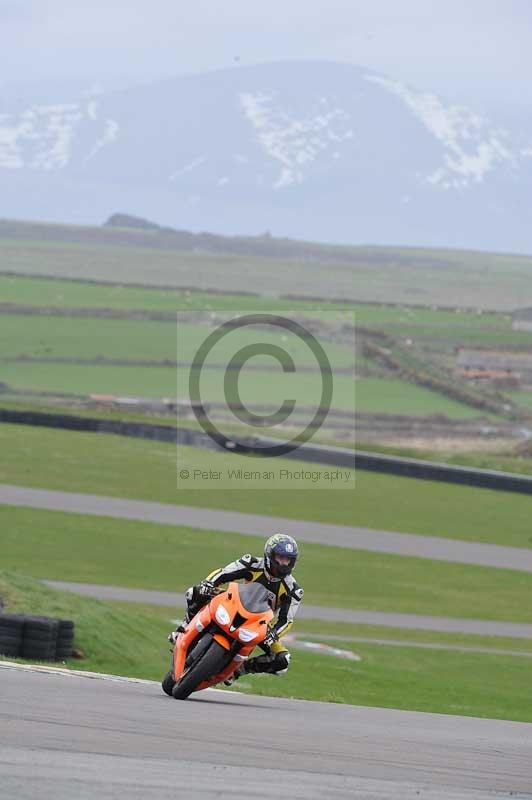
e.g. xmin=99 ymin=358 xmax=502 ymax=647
xmin=172 ymin=640 xmax=230 ymax=700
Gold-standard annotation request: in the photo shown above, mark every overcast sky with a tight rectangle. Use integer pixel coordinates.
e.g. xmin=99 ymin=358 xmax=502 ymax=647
xmin=2 ymin=0 xmax=530 ymax=103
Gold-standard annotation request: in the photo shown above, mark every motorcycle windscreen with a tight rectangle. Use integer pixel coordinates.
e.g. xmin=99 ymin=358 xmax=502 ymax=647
xmin=238 ymin=582 xmax=272 ymax=614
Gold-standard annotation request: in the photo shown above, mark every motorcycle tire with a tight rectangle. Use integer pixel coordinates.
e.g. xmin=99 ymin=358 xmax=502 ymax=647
xmin=162 ymin=633 xmax=211 ymax=696
xmin=161 ymin=670 xmax=176 ymax=696
xmin=172 ymin=640 xmax=230 ymax=700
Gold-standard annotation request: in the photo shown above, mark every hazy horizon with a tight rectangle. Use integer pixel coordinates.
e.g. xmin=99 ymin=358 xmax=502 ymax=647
xmin=2 ymin=1 xmax=530 ymax=105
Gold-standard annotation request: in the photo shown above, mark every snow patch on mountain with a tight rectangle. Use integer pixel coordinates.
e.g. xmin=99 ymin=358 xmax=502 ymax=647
xmin=366 ymin=75 xmax=516 ymax=188
xmin=169 ymin=155 xmax=207 ymax=181
xmin=0 ymin=102 xmax=119 ymax=170
xmin=86 ymin=100 xmax=99 ymax=121
xmin=239 ymin=91 xmax=353 ymax=189
xmin=84 ymin=118 xmax=120 ymax=164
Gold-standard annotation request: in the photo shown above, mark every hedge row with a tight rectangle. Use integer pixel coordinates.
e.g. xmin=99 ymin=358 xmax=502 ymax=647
xmin=362 ymin=339 xmax=518 ymax=418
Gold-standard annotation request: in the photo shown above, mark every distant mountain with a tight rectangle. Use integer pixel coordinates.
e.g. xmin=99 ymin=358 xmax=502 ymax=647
xmin=1 ymin=61 xmax=531 ymax=252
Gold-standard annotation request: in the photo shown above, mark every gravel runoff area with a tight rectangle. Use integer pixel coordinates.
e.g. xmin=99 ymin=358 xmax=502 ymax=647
xmin=2 ymin=484 xmax=532 ymax=573
xmin=1 ymin=662 xmax=531 ymax=799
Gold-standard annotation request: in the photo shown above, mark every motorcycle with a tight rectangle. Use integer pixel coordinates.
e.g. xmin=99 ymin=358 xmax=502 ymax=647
xmin=162 ymin=581 xmax=274 ymax=700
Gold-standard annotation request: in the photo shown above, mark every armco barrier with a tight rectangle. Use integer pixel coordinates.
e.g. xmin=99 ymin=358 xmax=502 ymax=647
xmin=2 ymin=407 xmax=532 ymax=494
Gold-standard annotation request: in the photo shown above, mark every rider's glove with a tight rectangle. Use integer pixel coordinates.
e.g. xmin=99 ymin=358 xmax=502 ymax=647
xmin=263 ymin=626 xmax=279 ymax=648
xmin=197 ymin=579 xmax=216 ymax=598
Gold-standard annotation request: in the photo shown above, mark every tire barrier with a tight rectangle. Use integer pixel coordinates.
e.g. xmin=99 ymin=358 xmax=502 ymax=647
xmin=270 ymin=437 xmax=532 ymax=495
xmin=56 ymin=619 xmax=75 ymax=661
xmin=0 ymin=613 xmax=74 ymax=661
xmin=2 ymin=407 xmax=532 ymax=495
xmin=0 ymin=407 xmax=180 ymax=444
xmin=21 ymin=616 xmax=60 ymax=661
xmin=0 ymin=614 xmax=25 ymax=657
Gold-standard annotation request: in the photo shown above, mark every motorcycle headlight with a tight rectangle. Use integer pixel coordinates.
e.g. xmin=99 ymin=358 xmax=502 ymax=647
xmin=215 ymin=604 xmax=230 ymax=626
xmin=238 ymin=627 xmax=258 ymax=643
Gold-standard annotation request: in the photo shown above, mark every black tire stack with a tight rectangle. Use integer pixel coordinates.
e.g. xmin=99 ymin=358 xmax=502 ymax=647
xmin=0 ymin=614 xmax=25 ymax=657
xmin=0 ymin=614 xmax=75 ymax=662
xmin=56 ymin=619 xmax=75 ymax=661
xmin=21 ymin=616 xmax=60 ymax=661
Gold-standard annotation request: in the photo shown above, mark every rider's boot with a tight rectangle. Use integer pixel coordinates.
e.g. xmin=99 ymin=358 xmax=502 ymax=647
xmin=223 ymin=664 xmax=248 ymax=686
xmin=167 ymin=618 xmax=189 ymax=643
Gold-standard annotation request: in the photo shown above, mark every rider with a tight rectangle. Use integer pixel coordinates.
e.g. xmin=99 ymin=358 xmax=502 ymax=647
xmin=171 ymin=534 xmax=303 ymax=682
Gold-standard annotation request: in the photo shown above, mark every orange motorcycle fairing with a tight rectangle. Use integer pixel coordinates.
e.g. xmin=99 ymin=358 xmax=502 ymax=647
xmin=172 ymin=604 xmax=213 ymax=682
xmin=213 ymin=632 xmax=232 ymax=650
xmin=170 ymin=581 xmax=274 ymax=693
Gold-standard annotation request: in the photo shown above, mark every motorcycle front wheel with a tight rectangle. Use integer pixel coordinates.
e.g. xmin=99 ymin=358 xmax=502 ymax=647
xmin=161 ymin=670 xmax=176 ymax=696
xmin=172 ymin=639 xmax=230 ymax=700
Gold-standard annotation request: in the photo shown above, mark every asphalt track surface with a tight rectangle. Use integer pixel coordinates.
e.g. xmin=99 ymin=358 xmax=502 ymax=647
xmin=44 ymin=580 xmax=532 ymax=639
xmin=1 ymin=663 xmax=531 ymax=800
xmin=2 ymin=484 xmax=532 ymax=573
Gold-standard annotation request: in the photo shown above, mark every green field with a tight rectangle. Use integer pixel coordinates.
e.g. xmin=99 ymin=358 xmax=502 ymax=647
xmin=0 ymin=314 xmax=356 ymax=365
xmin=0 ymin=273 xmax=349 ymax=317
xmin=2 ymin=572 xmax=531 ymax=722
xmin=507 ymin=390 xmax=532 ymax=412
xmin=0 ymin=361 xmax=354 ymax=409
xmin=3 ymin=226 xmax=532 ymax=309
xmin=2 ymin=423 xmax=532 ymax=549
xmin=0 ymin=313 xmax=178 ymax=361
xmin=185 ymin=372 xmax=477 ymax=418
xmin=0 ymin=299 xmax=508 ymax=421
xmin=1 ymin=364 xmax=481 ymax=419
xmin=352 ymin=377 xmax=481 ymax=417
xmin=3 ymin=264 xmax=532 ymax=421
xmin=3 ymin=273 xmax=524 ymax=349
xmin=0 ymin=274 xmax=510 ymax=326
xmin=378 ymin=323 xmax=532 ymax=349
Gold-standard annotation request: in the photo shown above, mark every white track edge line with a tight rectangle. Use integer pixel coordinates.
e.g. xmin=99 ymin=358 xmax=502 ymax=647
xmin=0 ymin=660 xmax=228 ymax=693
